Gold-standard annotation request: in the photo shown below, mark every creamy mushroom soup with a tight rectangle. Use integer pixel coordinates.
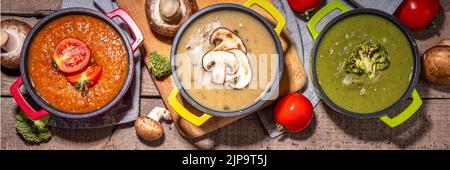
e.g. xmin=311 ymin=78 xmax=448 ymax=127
xmin=175 ymin=9 xmax=279 ymax=112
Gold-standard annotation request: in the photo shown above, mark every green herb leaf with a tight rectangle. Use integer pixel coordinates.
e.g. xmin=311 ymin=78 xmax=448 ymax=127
xmin=147 ymin=51 xmax=171 ymax=79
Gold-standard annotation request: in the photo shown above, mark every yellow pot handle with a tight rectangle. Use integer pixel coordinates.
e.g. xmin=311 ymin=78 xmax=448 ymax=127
xmin=243 ymin=0 xmax=286 ymax=36
xmin=379 ymin=89 xmax=422 ymax=128
xmin=168 ymin=87 xmax=213 ymax=126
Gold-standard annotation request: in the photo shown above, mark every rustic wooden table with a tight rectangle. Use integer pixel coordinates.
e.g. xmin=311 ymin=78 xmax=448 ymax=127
xmin=1 ymin=0 xmax=449 ymax=150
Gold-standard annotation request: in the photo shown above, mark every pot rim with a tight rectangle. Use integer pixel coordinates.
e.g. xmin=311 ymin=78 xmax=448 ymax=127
xmin=19 ymin=7 xmax=135 ymax=119
xmin=170 ymin=4 xmax=285 ymax=117
xmin=310 ymin=8 xmax=421 ymax=119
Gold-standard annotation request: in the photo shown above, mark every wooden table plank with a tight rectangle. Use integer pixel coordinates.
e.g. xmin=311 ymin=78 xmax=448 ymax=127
xmin=2 ymin=97 xmax=449 ymax=149
xmin=1 ymin=0 xmax=61 ymax=16
xmin=1 ymin=0 xmax=450 ymax=150
xmin=100 ymin=99 xmax=450 ymax=150
xmin=0 ymin=97 xmax=166 ymax=149
xmin=140 ymin=65 xmax=160 ymax=97
xmin=1 ymin=97 xmax=113 ymax=149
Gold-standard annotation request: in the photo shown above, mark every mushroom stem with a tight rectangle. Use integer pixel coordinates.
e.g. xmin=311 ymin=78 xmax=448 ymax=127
xmin=147 ymin=106 xmax=171 ymax=122
xmin=159 ymin=0 xmax=182 ymax=24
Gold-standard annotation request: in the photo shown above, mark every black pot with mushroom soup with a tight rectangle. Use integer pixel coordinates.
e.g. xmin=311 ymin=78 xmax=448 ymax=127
xmin=168 ymin=1 xmax=286 ymax=126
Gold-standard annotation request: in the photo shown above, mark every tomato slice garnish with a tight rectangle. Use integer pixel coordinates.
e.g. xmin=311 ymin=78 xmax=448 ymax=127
xmin=66 ymin=66 xmax=102 ymax=95
xmin=53 ymin=38 xmax=91 ymax=73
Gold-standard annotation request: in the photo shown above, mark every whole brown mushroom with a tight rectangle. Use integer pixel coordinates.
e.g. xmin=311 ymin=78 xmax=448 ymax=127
xmin=422 ymin=45 xmax=450 ymax=85
xmin=1 ymin=19 xmax=31 ymax=69
xmin=135 ymin=106 xmax=171 ymax=141
xmin=146 ymin=0 xmax=197 ymax=37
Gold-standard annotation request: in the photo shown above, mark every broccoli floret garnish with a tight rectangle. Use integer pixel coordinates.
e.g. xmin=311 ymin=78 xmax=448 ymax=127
xmin=15 ymin=111 xmax=52 ymax=143
xmin=147 ymin=51 xmax=171 ymax=79
xmin=345 ymin=41 xmax=390 ymax=79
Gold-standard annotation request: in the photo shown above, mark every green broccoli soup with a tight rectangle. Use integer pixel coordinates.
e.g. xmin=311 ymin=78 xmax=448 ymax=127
xmin=315 ymin=14 xmax=414 ymax=114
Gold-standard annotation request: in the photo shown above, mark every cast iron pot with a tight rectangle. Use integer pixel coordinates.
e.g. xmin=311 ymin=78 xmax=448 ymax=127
xmin=10 ymin=7 xmax=144 ymax=120
xmin=167 ymin=0 xmax=286 ymax=126
xmin=308 ymin=0 xmax=422 ymax=128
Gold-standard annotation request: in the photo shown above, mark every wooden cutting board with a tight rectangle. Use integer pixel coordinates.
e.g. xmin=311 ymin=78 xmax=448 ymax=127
xmin=117 ymin=0 xmax=306 ymax=138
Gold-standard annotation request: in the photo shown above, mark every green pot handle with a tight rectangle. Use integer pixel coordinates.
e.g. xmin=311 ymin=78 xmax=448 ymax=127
xmin=379 ymin=89 xmax=422 ymax=128
xmin=307 ymin=0 xmax=350 ymax=40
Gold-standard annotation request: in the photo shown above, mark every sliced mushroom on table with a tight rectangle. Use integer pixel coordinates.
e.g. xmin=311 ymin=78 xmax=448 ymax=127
xmin=146 ymin=0 xmax=197 ymax=37
xmin=1 ymin=19 xmax=31 ymax=69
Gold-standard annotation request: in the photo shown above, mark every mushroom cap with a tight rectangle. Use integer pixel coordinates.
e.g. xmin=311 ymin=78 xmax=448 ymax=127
xmin=225 ymin=49 xmax=252 ymax=89
xmin=146 ymin=0 xmax=197 ymax=37
xmin=422 ymin=45 xmax=450 ymax=85
xmin=210 ymin=27 xmax=247 ymax=53
xmin=1 ymin=19 xmax=31 ymax=69
xmin=202 ymin=50 xmax=238 ymax=84
xmin=135 ymin=115 xmax=164 ymax=141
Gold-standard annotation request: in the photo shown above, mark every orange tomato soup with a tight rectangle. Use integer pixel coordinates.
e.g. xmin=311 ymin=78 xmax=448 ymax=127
xmin=28 ymin=15 xmax=129 ymax=113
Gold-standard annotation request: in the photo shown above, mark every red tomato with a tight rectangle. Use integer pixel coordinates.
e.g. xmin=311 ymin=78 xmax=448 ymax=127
xmin=287 ymin=0 xmax=321 ymax=13
xmin=395 ymin=0 xmax=440 ymax=31
xmin=274 ymin=93 xmax=313 ymax=133
xmin=53 ymin=38 xmax=91 ymax=73
xmin=66 ymin=66 xmax=102 ymax=91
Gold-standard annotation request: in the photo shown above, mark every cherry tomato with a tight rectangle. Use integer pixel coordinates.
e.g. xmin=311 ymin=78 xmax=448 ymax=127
xmin=53 ymin=38 xmax=91 ymax=73
xmin=395 ymin=0 xmax=440 ymax=31
xmin=274 ymin=93 xmax=313 ymax=133
xmin=66 ymin=66 xmax=102 ymax=93
xmin=287 ymin=0 xmax=321 ymax=13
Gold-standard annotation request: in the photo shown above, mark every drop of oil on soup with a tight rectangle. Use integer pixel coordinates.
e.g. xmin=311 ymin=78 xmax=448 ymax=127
xmin=175 ymin=10 xmax=279 ymax=112
xmin=315 ymin=14 xmax=414 ymax=114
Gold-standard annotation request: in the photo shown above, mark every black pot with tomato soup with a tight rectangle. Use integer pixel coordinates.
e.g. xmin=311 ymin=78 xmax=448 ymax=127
xmin=10 ymin=7 xmax=143 ymax=120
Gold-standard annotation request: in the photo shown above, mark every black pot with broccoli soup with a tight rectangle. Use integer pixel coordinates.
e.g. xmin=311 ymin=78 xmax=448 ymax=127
xmin=308 ymin=1 xmax=422 ymax=128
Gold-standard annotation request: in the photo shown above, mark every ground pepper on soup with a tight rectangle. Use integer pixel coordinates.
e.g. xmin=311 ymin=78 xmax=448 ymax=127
xmin=28 ymin=15 xmax=129 ymax=113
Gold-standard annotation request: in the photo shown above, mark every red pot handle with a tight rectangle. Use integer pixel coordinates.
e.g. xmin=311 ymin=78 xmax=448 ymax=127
xmin=10 ymin=76 xmax=49 ymax=120
xmin=106 ymin=8 xmax=144 ymax=52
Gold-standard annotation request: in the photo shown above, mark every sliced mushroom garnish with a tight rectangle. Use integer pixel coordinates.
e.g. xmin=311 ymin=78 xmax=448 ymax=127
xmin=210 ymin=27 xmax=247 ymax=53
xmin=202 ymin=50 xmax=238 ymax=84
xmin=225 ymin=49 xmax=252 ymax=89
